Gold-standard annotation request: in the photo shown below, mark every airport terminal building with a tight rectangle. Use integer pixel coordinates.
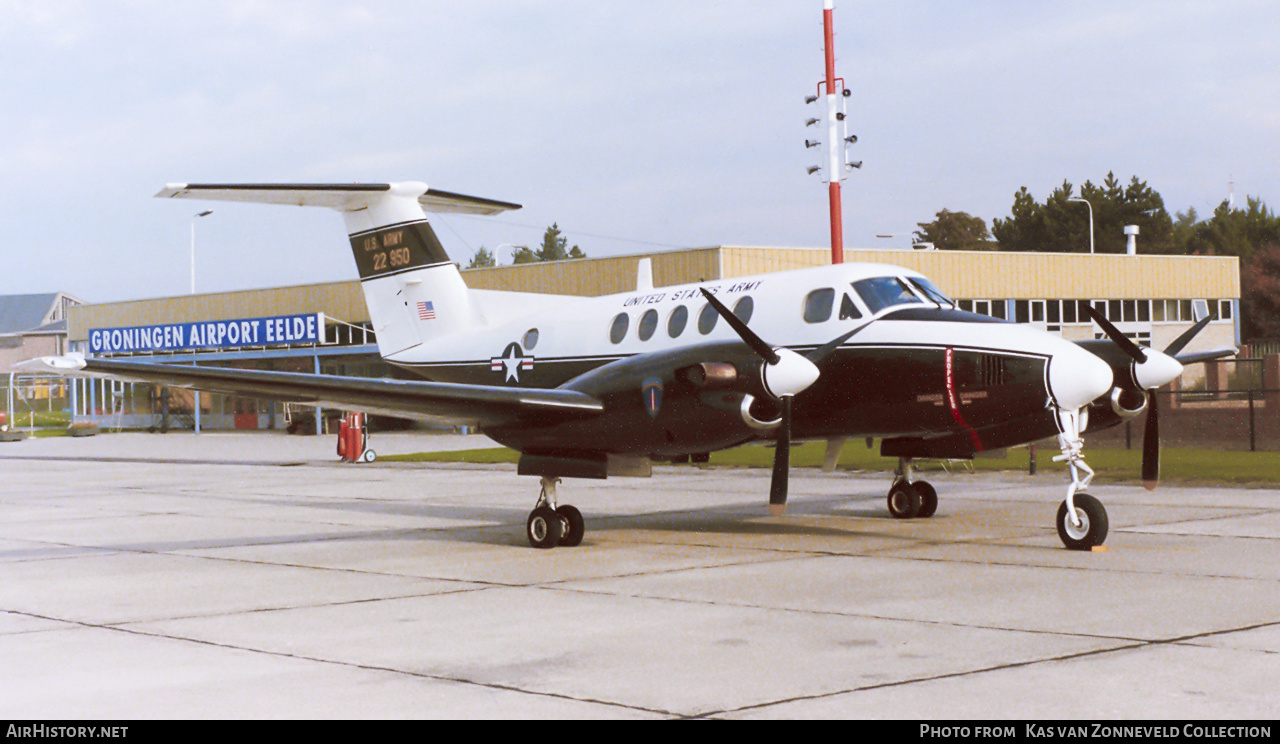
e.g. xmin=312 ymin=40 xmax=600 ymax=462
xmin=60 ymin=246 xmax=1241 ymax=432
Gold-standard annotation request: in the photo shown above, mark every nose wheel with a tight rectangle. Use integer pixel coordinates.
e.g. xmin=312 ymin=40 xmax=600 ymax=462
xmin=1056 ymin=492 xmax=1108 ymax=550
xmin=526 ymin=477 xmax=586 ymax=549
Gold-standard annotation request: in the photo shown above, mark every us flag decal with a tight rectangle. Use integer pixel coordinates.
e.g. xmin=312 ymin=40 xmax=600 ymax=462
xmin=417 ymin=301 xmax=436 ymax=320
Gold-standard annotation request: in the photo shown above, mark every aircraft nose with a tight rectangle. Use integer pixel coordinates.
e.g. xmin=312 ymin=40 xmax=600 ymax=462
xmin=1047 ymin=342 xmax=1113 ymax=411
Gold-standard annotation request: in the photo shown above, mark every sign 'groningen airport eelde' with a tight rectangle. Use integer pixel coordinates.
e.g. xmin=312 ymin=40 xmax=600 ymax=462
xmin=89 ymin=313 xmax=325 ymax=355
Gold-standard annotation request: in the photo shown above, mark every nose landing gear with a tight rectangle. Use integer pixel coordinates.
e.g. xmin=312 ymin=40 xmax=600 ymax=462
xmin=1052 ymin=407 xmax=1109 ymax=550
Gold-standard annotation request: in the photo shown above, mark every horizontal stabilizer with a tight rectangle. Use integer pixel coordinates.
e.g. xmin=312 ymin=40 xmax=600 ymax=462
xmin=156 ymin=182 xmax=521 ymax=215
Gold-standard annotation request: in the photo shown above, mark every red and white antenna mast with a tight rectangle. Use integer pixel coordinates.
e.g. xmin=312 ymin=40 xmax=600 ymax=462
xmin=805 ymin=0 xmax=860 ymax=264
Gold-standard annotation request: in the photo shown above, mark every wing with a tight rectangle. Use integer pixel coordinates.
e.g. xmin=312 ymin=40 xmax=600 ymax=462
xmin=20 ymin=356 xmax=602 ymax=427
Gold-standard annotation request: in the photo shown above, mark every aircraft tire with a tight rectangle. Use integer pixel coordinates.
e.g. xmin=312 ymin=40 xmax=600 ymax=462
xmin=1056 ymin=493 xmax=1108 ymax=550
xmin=527 ymin=506 xmax=564 ymax=549
xmin=887 ymin=483 xmax=921 ymax=519
xmin=556 ymin=505 xmax=585 ymax=547
xmin=915 ymin=481 xmax=938 ymax=518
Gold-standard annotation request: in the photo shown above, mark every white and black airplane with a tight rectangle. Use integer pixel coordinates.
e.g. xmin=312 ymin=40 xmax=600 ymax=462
xmin=25 ymin=182 xmax=1234 ymax=550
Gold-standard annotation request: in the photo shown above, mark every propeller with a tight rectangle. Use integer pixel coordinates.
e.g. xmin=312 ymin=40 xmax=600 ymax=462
xmin=1083 ymin=306 xmax=1227 ymax=490
xmin=699 ymin=289 xmax=818 ymax=515
xmin=699 ymin=289 xmax=870 ymax=515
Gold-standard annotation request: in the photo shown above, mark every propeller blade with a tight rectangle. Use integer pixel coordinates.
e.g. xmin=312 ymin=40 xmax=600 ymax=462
xmin=769 ymin=395 xmax=792 ymax=516
xmin=699 ymin=288 xmax=778 ymax=365
xmin=1142 ymin=391 xmax=1160 ymax=490
xmin=1175 ymin=347 xmax=1238 ymax=365
xmin=1163 ymin=316 xmax=1211 ymax=357
xmin=1084 ymin=305 xmax=1147 ymax=363
xmin=805 ymin=321 xmax=872 ymax=365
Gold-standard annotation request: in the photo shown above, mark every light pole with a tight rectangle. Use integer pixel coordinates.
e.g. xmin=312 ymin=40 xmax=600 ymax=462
xmin=188 ymin=209 xmax=212 ymax=436
xmin=190 ymin=210 xmax=213 ymax=294
xmin=1068 ymin=197 xmax=1094 ymax=254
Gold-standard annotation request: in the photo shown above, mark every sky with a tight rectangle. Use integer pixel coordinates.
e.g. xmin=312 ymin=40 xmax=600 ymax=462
xmin=3 ymin=0 xmax=1278 ymax=303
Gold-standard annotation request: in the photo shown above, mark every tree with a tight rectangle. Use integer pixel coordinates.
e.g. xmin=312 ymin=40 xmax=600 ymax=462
xmin=1178 ymin=197 xmax=1280 ymax=259
xmin=914 ymin=209 xmax=995 ymax=251
xmin=1240 ymin=242 xmax=1280 ymax=339
xmin=535 ymin=223 xmax=584 ymax=262
xmin=991 ymin=173 xmax=1175 ymax=254
xmin=466 ymin=246 xmax=495 ymax=269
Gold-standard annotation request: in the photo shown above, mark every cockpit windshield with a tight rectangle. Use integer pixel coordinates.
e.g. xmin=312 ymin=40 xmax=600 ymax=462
xmin=907 ymin=277 xmax=955 ymax=309
xmin=852 ymin=276 xmax=925 ymax=314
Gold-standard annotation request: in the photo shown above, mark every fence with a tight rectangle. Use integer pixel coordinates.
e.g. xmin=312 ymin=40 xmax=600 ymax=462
xmin=1090 ymin=356 xmax=1280 ymax=451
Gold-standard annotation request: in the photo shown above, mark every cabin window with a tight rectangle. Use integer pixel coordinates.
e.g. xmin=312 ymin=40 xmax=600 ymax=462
xmin=697 ymin=303 xmax=719 ymax=334
xmin=609 ymin=313 xmax=629 ymax=344
xmin=733 ymin=296 xmax=754 ymax=325
xmin=667 ymin=305 xmax=689 ymax=337
xmin=853 ymin=277 xmax=924 ymax=314
xmin=638 ymin=309 xmax=659 ymax=341
xmin=803 ymin=288 xmax=835 ymax=323
xmin=522 ymin=328 xmax=539 ymax=350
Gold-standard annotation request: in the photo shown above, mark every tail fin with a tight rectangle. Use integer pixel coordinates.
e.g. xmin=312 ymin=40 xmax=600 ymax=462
xmin=156 ymin=182 xmax=521 ymax=358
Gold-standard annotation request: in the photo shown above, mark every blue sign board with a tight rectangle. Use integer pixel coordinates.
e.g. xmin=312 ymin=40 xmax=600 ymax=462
xmin=90 ymin=313 xmax=324 ymax=354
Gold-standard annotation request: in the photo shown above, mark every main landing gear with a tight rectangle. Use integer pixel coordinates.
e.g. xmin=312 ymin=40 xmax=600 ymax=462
xmin=526 ymin=477 xmax=586 ymax=549
xmin=887 ymin=458 xmax=938 ymax=520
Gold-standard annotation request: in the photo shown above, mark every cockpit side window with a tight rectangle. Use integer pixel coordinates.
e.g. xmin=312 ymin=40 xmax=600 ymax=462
xmin=853 ymin=277 xmax=925 ymax=314
xmin=840 ymin=293 xmax=862 ymax=320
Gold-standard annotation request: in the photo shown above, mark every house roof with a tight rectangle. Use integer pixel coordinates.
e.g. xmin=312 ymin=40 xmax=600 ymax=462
xmin=0 ymin=293 xmax=75 ymax=334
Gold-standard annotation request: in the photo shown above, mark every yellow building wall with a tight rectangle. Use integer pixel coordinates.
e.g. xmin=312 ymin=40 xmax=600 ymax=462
xmin=67 ymin=247 xmax=1240 ymax=342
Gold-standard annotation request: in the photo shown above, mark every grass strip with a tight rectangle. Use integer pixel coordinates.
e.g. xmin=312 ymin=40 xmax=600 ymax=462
xmin=381 ymin=440 xmax=1280 ymax=487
